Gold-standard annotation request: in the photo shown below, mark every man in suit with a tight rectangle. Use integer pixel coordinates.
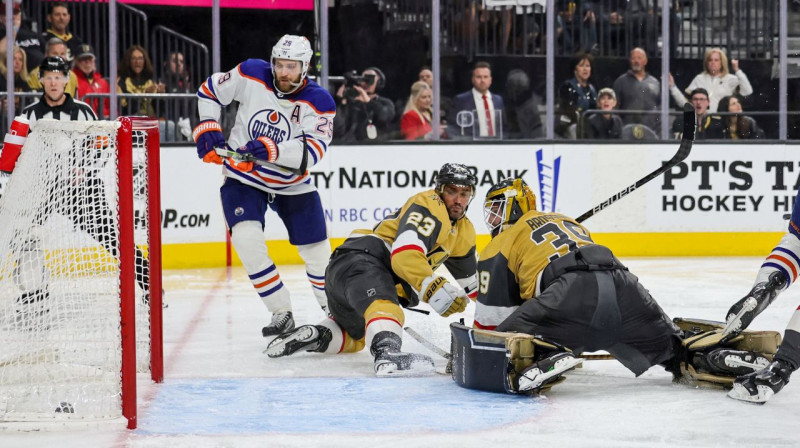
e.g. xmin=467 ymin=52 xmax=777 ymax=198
xmin=448 ymin=61 xmax=505 ymax=140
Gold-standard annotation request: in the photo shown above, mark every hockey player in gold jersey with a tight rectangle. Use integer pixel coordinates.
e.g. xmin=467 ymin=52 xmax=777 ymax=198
xmin=266 ymin=163 xmax=479 ymax=376
xmin=451 ymin=178 xmax=780 ymax=394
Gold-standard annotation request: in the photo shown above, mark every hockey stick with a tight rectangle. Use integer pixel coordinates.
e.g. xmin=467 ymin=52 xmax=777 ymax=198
xmin=575 ymin=103 xmax=696 ymax=223
xmin=215 ymin=133 xmax=309 ymax=176
xmin=404 ymin=326 xmax=451 ymax=359
xmin=404 ymin=326 xmax=615 ymax=361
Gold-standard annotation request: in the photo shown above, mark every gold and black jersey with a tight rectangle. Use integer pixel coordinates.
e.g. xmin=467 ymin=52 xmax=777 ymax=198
xmin=474 ymin=210 xmax=594 ymax=329
xmin=342 ymin=189 xmax=477 ymax=305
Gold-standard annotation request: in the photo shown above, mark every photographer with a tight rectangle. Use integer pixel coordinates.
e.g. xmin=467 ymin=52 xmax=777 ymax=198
xmin=333 ymin=66 xmax=395 ymax=142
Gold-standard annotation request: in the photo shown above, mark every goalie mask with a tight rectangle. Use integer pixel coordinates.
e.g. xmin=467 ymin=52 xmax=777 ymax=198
xmin=271 ymin=34 xmax=312 ymax=95
xmin=484 ymin=178 xmax=537 ymax=237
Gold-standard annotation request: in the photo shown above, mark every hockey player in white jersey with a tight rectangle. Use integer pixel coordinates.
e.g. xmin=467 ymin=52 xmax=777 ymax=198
xmin=723 ymin=189 xmax=800 ymax=404
xmin=193 ymin=34 xmax=336 ymax=337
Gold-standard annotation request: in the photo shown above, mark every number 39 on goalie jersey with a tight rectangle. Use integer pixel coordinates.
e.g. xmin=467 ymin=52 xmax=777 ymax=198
xmin=474 ymin=210 xmax=594 ymax=330
xmin=196 ymin=59 xmax=336 ymax=195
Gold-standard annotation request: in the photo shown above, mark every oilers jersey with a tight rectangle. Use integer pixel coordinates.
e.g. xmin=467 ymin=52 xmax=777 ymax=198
xmin=197 ymin=59 xmax=336 ymax=195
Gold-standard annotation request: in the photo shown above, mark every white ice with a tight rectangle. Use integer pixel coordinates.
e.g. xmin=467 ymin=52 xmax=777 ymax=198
xmin=2 ymin=257 xmax=799 ymax=448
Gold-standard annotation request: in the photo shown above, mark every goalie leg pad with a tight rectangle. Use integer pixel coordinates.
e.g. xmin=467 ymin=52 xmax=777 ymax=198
xmin=449 ymin=322 xmax=576 ymax=394
xmin=673 ymin=318 xmax=781 ymax=388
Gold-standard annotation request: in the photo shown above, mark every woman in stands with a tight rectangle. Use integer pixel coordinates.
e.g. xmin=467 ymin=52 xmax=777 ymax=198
xmin=717 ymin=94 xmax=764 ymax=140
xmin=0 ymin=46 xmax=31 ymax=109
xmin=117 ymin=44 xmax=164 ymax=117
xmin=669 ymin=47 xmax=753 ymax=113
xmin=400 ymin=81 xmax=438 ymax=140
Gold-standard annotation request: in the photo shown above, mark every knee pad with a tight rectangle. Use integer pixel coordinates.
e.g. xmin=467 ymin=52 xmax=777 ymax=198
xmin=450 ymin=322 xmax=573 ymax=394
xmin=297 ymin=240 xmax=331 ymax=274
xmin=230 ymin=221 xmax=271 ymax=272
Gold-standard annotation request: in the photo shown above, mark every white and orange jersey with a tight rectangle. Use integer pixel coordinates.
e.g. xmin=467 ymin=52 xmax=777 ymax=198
xmin=197 ymin=59 xmax=336 ymax=195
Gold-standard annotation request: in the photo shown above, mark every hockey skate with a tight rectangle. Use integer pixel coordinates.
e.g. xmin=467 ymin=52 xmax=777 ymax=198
xmin=262 ymin=311 xmax=295 ymax=337
xmin=693 ymin=348 xmax=770 ymax=377
xmin=264 ymin=324 xmax=332 ymax=358
xmin=517 ymin=352 xmax=583 ymax=393
xmin=371 ymin=331 xmax=434 ymax=377
xmin=728 ymin=359 xmax=793 ymax=404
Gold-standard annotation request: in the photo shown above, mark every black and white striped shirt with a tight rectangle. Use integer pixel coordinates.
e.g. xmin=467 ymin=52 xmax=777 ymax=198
xmin=22 ymin=93 xmax=98 ymax=128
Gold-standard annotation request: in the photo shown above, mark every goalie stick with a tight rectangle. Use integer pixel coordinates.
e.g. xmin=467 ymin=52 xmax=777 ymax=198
xmin=404 ymin=326 xmax=615 ymax=361
xmin=215 ymin=133 xmax=309 ymax=176
xmin=575 ymin=103 xmax=696 ymax=223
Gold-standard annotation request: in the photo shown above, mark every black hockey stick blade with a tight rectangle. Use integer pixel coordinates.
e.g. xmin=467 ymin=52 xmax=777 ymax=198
xmin=575 ymin=103 xmax=695 ymax=223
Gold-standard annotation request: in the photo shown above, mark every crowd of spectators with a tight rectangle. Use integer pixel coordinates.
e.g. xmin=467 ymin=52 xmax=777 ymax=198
xmin=331 ymin=43 xmax=761 ymax=143
xmin=0 ymin=1 xmax=772 ymax=144
xmin=0 ymin=1 xmax=194 ymax=142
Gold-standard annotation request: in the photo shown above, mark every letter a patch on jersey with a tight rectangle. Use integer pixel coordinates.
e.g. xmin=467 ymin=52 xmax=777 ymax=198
xmin=290 ymin=104 xmax=301 ymax=124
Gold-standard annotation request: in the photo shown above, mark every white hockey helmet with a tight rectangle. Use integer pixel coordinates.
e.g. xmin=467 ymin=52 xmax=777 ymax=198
xmin=271 ymin=34 xmax=312 ymax=94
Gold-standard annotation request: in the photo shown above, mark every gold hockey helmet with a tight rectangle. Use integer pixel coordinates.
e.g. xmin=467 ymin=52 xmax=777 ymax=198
xmin=484 ymin=178 xmax=537 ymax=237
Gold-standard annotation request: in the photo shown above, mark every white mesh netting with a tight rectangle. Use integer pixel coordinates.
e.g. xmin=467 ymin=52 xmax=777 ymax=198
xmin=0 ymin=119 xmax=153 ymax=422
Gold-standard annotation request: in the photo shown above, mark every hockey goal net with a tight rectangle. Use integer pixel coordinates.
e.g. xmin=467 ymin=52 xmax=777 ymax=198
xmin=0 ymin=117 xmax=163 ymax=430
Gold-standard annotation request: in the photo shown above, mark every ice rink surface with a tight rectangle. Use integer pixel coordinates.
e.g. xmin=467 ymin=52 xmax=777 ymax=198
xmin=3 ymin=257 xmax=800 ymax=447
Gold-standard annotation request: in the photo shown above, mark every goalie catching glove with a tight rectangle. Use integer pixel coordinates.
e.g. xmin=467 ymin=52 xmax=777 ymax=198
xmin=420 ymin=275 xmax=468 ymax=317
xmin=192 ymin=119 xmax=225 ymax=164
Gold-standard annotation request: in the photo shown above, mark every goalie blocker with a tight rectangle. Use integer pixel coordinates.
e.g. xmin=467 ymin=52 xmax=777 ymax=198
xmin=449 ymin=322 xmax=582 ymax=394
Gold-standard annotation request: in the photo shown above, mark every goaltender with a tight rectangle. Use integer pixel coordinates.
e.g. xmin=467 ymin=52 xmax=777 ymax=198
xmin=450 ymin=178 xmax=782 ymax=395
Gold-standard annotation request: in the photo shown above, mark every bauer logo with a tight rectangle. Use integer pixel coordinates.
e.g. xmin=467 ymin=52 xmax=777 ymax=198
xmin=249 ymin=109 xmax=290 ymax=144
xmin=535 ymin=148 xmax=561 ymax=213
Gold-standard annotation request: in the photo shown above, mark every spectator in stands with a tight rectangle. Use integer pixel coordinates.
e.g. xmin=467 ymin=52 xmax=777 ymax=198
xmin=400 ymin=81 xmax=438 ymax=140
xmin=161 ymin=50 xmax=192 ymax=94
xmin=585 ymin=87 xmax=623 ymax=139
xmin=669 ymin=47 xmax=753 ymax=112
xmin=555 ymin=0 xmax=597 ymax=55
xmin=416 ymin=65 xmax=451 ymax=127
xmin=448 ymin=61 xmax=505 ymax=140
xmin=0 ymin=45 xmax=30 ymax=110
xmin=717 ymin=94 xmax=764 ymax=140
xmin=672 ymin=88 xmax=723 ymax=140
xmin=27 ymin=37 xmax=77 ymax=97
xmin=40 ymin=2 xmax=83 ymax=63
xmin=160 ymin=50 xmax=193 ymax=140
xmin=0 ymin=1 xmax=43 ymax=72
xmin=504 ymin=68 xmax=543 ymax=140
xmin=418 ymin=67 xmax=433 ymax=87
xmin=556 ymin=51 xmax=597 ymax=139
xmin=333 ymin=66 xmax=395 ymax=142
xmin=612 ymin=47 xmax=661 ymax=132
xmin=117 ymin=44 xmax=164 ymax=117
xmin=72 ymin=43 xmax=109 ymax=118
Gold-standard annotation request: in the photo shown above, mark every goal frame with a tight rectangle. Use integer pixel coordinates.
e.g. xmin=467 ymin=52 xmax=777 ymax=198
xmin=119 ymin=116 xmax=163 ymax=430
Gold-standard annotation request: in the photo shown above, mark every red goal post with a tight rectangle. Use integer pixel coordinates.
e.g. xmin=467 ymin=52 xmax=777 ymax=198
xmin=0 ymin=117 xmax=163 ymax=430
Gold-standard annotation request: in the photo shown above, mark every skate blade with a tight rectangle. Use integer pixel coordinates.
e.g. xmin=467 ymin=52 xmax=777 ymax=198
xmin=263 ymin=326 xmax=316 ymax=357
xmin=518 ymin=357 xmax=583 ymax=392
xmin=727 ymin=383 xmax=772 ymax=404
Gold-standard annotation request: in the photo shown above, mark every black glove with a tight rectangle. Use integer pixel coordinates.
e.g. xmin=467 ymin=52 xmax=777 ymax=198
xmin=723 ymin=271 xmax=787 ymax=338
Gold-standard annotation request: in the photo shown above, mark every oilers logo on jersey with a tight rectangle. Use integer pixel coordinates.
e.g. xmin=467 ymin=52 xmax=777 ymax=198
xmin=249 ymin=109 xmax=291 ymax=143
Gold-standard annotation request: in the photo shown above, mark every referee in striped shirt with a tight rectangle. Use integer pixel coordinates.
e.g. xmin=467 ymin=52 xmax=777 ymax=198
xmin=22 ymin=56 xmax=96 ymax=125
